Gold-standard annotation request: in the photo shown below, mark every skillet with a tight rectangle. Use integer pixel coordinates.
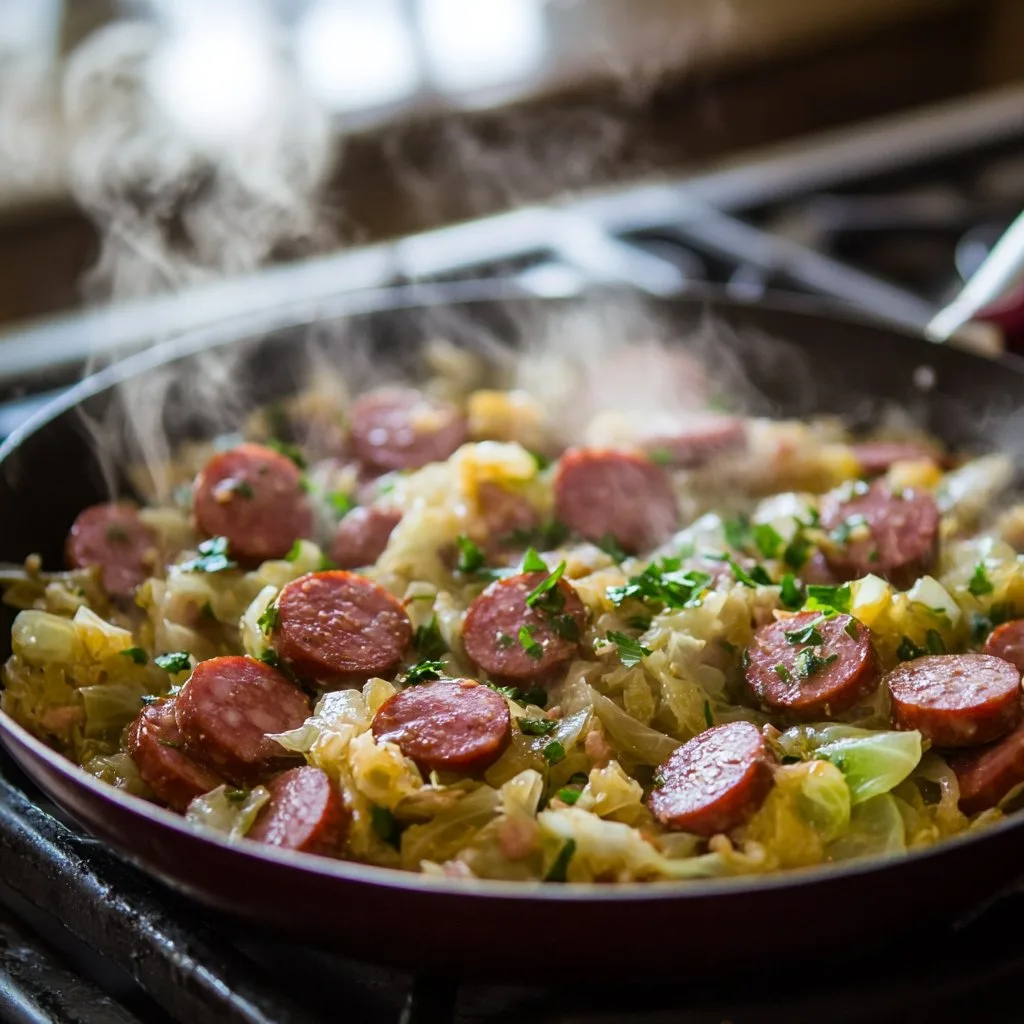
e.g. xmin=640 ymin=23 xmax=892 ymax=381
xmin=3 ymin=280 xmax=1024 ymax=975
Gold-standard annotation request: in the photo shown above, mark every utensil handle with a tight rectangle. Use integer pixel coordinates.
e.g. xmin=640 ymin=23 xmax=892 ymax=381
xmin=927 ymin=209 xmax=1024 ymax=347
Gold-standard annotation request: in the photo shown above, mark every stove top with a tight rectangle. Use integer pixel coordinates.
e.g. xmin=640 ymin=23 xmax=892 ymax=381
xmin=2 ymin=88 xmax=1024 ymax=1023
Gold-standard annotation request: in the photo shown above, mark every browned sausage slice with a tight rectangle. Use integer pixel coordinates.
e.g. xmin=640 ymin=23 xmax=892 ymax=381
xmin=819 ymin=481 xmax=940 ymax=589
xmin=744 ymin=611 xmax=880 ymax=720
xmin=127 ymin=701 xmax=224 ymax=812
xmin=371 ymin=680 xmax=511 ymax=774
xmin=983 ymin=620 xmax=1024 ymax=674
xmin=247 ymin=766 xmax=349 ymax=855
xmin=641 ymin=415 xmax=747 ymax=468
xmin=950 ymin=720 xmax=1024 ymax=815
xmin=349 ymin=388 xmax=468 ymax=473
xmin=66 ymin=503 xmax=157 ymax=598
xmin=554 ymin=448 xmax=678 ymax=554
xmin=329 ymin=507 xmax=402 ymax=569
xmin=193 ymin=443 xmax=314 ymax=563
xmin=272 ymin=570 xmax=412 ymax=684
xmin=887 ymin=654 xmax=1021 ymax=748
xmin=462 ymin=571 xmax=587 ymax=682
xmin=647 ymin=721 xmax=774 ymax=835
xmin=175 ymin=656 xmax=309 ymax=785
xmin=476 ymin=481 xmax=540 ymax=553
xmin=853 ymin=441 xmax=941 ymax=476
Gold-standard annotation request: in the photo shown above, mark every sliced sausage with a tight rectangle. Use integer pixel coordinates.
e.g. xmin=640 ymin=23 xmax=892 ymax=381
xmin=371 ymin=679 xmax=511 ymax=774
xmin=247 ymin=766 xmax=349 ymax=855
xmin=744 ymin=611 xmax=880 ymax=720
xmin=853 ymin=441 xmax=941 ymax=476
xmin=193 ymin=443 xmax=313 ymax=563
xmin=887 ymin=654 xmax=1021 ymax=748
xmin=329 ymin=506 xmax=402 ymax=569
xmin=476 ymin=481 xmax=540 ymax=554
xmin=819 ymin=481 xmax=940 ymax=589
xmin=127 ymin=701 xmax=224 ymax=812
xmin=65 ymin=503 xmax=157 ymax=598
xmin=349 ymin=388 xmax=468 ymax=473
xmin=272 ymin=570 xmax=412 ymax=684
xmin=950 ymin=721 xmax=1024 ymax=815
xmin=647 ymin=721 xmax=774 ymax=835
xmin=175 ymin=656 xmax=309 ymax=785
xmin=641 ymin=415 xmax=747 ymax=468
xmin=983 ymin=620 xmax=1024 ymax=674
xmin=554 ymin=448 xmax=678 ymax=554
xmin=462 ymin=571 xmax=587 ymax=682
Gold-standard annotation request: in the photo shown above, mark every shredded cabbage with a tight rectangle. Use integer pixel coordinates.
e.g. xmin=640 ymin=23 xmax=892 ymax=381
xmin=186 ymin=785 xmax=270 ymax=839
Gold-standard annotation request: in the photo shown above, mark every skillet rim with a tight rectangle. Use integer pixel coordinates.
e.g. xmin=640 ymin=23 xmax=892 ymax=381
xmin=4 ymin=278 xmax=1024 ymax=905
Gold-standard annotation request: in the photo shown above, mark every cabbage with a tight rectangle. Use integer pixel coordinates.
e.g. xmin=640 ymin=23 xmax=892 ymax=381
xmin=240 ymin=585 xmax=278 ymax=659
xmin=484 ymin=707 xmax=591 ymax=787
xmin=186 ymin=785 xmax=270 ymax=839
xmin=270 ymin=686 xmax=372 ymax=758
xmin=587 ymin=688 xmax=679 ymax=766
xmin=253 ymin=540 xmax=325 ymax=588
xmin=82 ymin=750 xmax=151 ymax=797
xmin=79 ymin=682 xmax=147 ymax=740
xmin=775 ymin=725 xmax=922 ymax=804
xmin=347 ymin=730 xmax=423 ymax=810
xmin=827 ymin=793 xmax=906 ymax=862
xmin=11 ymin=611 xmax=82 ymax=666
xmin=400 ymin=784 xmax=501 ymax=870
xmin=575 ymin=761 xmax=646 ymax=825
xmin=500 ymin=769 xmax=544 ymax=818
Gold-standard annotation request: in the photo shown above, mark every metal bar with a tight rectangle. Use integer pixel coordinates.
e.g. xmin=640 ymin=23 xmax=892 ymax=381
xmin=0 ymin=775 xmax=324 ymax=1024
xmin=0 ymin=911 xmax=142 ymax=1024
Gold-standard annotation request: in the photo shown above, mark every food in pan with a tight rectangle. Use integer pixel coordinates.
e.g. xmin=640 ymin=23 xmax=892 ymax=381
xmin=4 ymin=350 xmax=1024 ymax=884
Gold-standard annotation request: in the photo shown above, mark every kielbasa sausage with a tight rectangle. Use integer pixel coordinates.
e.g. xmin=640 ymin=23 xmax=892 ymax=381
xmin=982 ymin=620 xmax=1024 ymax=674
xmin=371 ymin=679 xmax=511 ymax=774
xmin=744 ymin=611 xmax=880 ymax=720
xmin=193 ymin=443 xmax=313 ymax=563
xmin=247 ymin=766 xmax=349 ymax=855
xmin=329 ymin=506 xmax=402 ymax=569
xmin=647 ymin=721 xmax=774 ymax=835
xmin=950 ymin=720 xmax=1024 ymax=815
xmin=66 ymin=503 xmax=157 ymax=598
xmin=175 ymin=656 xmax=309 ymax=784
xmin=127 ymin=700 xmax=224 ymax=812
xmin=272 ymin=571 xmax=412 ymax=684
xmin=887 ymin=654 xmax=1021 ymax=748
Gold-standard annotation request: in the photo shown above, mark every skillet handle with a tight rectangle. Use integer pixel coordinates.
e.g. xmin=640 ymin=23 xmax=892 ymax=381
xmin=926 ymin=209 xmax=1024 ymax=353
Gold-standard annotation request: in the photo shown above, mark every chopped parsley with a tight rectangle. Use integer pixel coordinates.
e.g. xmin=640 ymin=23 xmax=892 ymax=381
xmin=843 ymin=619 xmax=860 ymax=640
xmin=224 ymin=788 xmax=250 ymax=803
xmin=925 ymin=628 xmax=946 ymax=655
xmin=525 ymin=561 xmax=567 ymax=610
xmin=544 ymin=838 xmax=576 ymax=882
xmin=793 ymin=649 xmax=838 ymax=679
xmin=595 ymin=533 xmax=628 ymax=564
xmin=180 ymin=536 xmax=237 ymax=574
xmin=105 ymin=524 xmax=130 ymax=544
xmin=970 ymin=602 xmax=1018 ymax=643
xmin=548 ymin=613 xmax=581 ymax=642
xmin=267 ymin=438 xmax=306 ymax=468
xmin=497 ymin=632 xmax=515 ymax=649
xmin=120 ymin=646 xmax=148 ymax=665
xmin=486 ymin=681 xmax=547 ymax=707
xmin=543 ymin=740 xmax=566 ymax=765
xmin=518 ymin=625 xmax=544 ymax=661
xmin=703 ymin=699 xmax=714 ymax=729
xmin=230 ymin=480 xmax=255 ymax=500
xmin=404 ymin=659 xmax=445 ymax=685
xmin=648 ymin=448 xmax=675 ymax=466
xmin=779 ymin=573 xmax=805 ymax=610
xmin=520 ymin=548 xmax=548 ymax=573
xmin=455 ymin=534 xmax=486 ymax=575
xmin=503 ymin=519 xmax=569 ymax=552
xmin=413 ymin=616 xmax=448 ymax=659
xmin=715 ymin=553 xmax=773 ymax=588
xmin=968 ymin=562 xmax=995 ymax=597
xmin=723 ymin=517 xmax=750 ymax=551
xmin=628 ymin=614 xmax=653 ymax=631
xmin=371 ymin=805 xmax=401 ymax=848
xmin=556 ymin=787 xmax=583 ymax=805
xmin=752 ymin=523 xmax=784 ymax=559
xmin=607 ymin=558 xmax=711 ymax=611
xmin=326 ymin=491 xmax=355 ymax=518
xmin=605 ymin=631 xmax=651 ymax=668
xmin=805 ymin=584 xmax=851 ymax=614
xmin=830 ymin=514 xmax=869 ymax=545
xmin=785 ymin=618 xmax=824 ymax=646
xmin=256 ymin=604 xmax=280 ymax=635
xmin=782 ymin=533 xmax=813 ymax=571
xmin=897 ymin=636 xmax=927 ymax=662
xmin=154 ymin=651 xmax=191 ymax=674
xmin=258 ymin=649 xmax=284 ymax=670
xmin=774 ymin=663 xmax=793 ymax=684
xmin=529 ymin=449 xmax=551 ymax=471
xmin=284 ymin=539 xmax=303 ymax=562
xmin=519 ymin=717 xmax=558 ymax=736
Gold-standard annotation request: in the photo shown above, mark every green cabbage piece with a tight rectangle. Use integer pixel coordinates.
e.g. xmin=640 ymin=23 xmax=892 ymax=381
xmin=79 ymin=682 xmax=148 ymax=740
xmin=776 ymin=725 xmax=922 ymax=804
xmin=185 ymin=785 xmax=270 ymax=839
xmin=827 ymin=793 xmax=906 ymax=862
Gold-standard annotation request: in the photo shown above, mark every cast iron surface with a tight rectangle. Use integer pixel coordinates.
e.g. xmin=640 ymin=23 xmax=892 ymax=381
xmin=3 ymin=283 xmax=1024 ymax=974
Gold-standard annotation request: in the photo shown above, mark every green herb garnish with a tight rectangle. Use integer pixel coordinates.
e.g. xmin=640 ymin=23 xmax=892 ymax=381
xmin=627 ymin=615 xmax=652 ymax=631
xmin=525 ymin=561 xmax=567 ymax=610
xmin=267 ymin=438 xmax=306 ymax=468
xmin=897 ymin=636 xmax=927 ymax=662
xmin=605 ymin=631 xmax=651 ymax=668
xmin=518 ymin=625 xmax=544 ymax=661
xmin=793 ymin=649 xmax=838 ymax=679
xmin=230 ymin=480 xmax=255 ymax=500
xmin=774 ymin=663 xmax=793 ymax=684
xmin=284 ymin=539 xmax=303 ymax=562
xmin=154 ymin=651 xmax=191 ymax=674
xmin=830 ymin=514 xmax=869 ymax=545
xmin=497 ymin=632 xmax=515 ymax=649
xmin=371 ymin=805 xmax=401 ymax=848
xmin=607 ymin=558 xmax=711 ymax=611
xmin=180 ymin=536 xmax=238 ymax=574
xmin=256 ymin=604 xmax=280 ymax=635
xmin=596 ymin=534 xmax=628 ymax=564
xmin=327 ymin=491 xmax=356 ymax=518
xmin=556 ymin=787 xmax=583 ymax=805
xmin=486 ymin=681 xmax=547 ymax=707
xmin=724 ymin=517 xmax=750 ymax=551
xmin=258 ymin=648 xmax=283 ymax=670
xmin=716 ymin=553 xmax=773 ymax=588
xmin=120 ymin=647 xmax=148 ymax=665
xmin=785 ymin=618 xmax=825 ymax=646
xmin=925 ymin=628 xmax=946 ymax=655
xmin=805 ymin=584 xmax=851 ymax=614
xmin=783 ymin=534 xmax=813 ymax=571
xmin=779 ymin=573 xmax=805 ymax=610
xmin=404 ymin=659 xmax=445 ymax=685
xmin=543 ymin=740 xmax=566 ymax=765
xmin=105 ymin=524 xmax=130 ymax=544
xmin=544 ymin=838 xmax=576 ymax=882
xmin=413 ymin=616 xmax=448 ymax=659
xmin=456 ymin=534 xmax=486 ymax=575
xmin=752 ymin=523 xmax=784 ymax=559
xmin=843 ymin=619 xmax=860 ymax=640
xmin=520 ymin=548 xmax=548 ymax=573
xmin=519 ymin=717 xmax=558 ymax=736
xmin=702 ymin=700 xmax=714 ymax=729
xmin=968 ymin=562 xmax=995 ymax=597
